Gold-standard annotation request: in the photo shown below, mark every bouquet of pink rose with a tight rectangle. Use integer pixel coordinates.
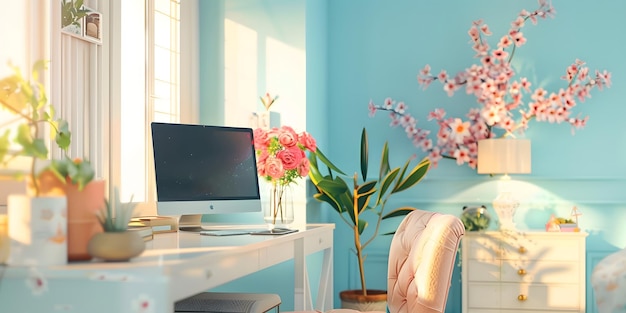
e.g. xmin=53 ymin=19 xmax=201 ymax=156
xmin=253 ymin=126 xmax=317 ymax=186
xmin=254 ymin=126 xmax=317 ymax=225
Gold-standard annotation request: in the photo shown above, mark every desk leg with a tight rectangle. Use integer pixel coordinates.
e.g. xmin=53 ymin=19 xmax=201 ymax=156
xmin=317 ymin=246 xmax=333 ymax=311
xmin=293 ymin=238 xmax=334 ymax=311
xmin=294 ymin=237 xmax=311 ymax=311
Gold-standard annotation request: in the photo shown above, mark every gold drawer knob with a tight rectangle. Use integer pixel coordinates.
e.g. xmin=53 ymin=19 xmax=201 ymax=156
xmin=517 ymin=268 xmax=527 ymax=276
xmin=518 ymin=246 xmax=527 ymax=254
xmin=518 ymin=294 xmax=528 ymax=301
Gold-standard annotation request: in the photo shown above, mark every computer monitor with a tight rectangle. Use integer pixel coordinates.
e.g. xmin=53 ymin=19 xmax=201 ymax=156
xmin=151 ymin=122 xmax=262 ymax=231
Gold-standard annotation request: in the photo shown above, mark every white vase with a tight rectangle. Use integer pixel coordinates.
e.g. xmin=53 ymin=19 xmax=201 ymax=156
xmin=7 ymin=195 xmax=68 ymax=266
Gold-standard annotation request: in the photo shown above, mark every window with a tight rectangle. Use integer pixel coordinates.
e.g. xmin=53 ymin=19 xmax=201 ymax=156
xmin=117 ymin=0 xmax=182 ymax=214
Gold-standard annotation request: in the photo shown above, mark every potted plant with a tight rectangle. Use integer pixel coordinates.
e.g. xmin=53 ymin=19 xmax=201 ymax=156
xmin=88 ymin=188 xmax=143 ymax=261
xmin=308 ymin=128 xmax=430 ymax=310
xmin=0 ymin=61 xmax=72 ymax=265
xmin=39 ymin=156 xmax=105 ymax=261
xmin=61 ymin=0 xmax=91 ymax=35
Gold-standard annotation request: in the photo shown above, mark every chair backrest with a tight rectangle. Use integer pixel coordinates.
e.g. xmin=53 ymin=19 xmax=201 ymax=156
xmin=386 ymin=209 xmax=465 ymax=313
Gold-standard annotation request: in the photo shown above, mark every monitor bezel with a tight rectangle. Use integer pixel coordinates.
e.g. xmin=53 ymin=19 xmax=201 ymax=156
xmin=151 ymin=122 xmax=262 ymax=219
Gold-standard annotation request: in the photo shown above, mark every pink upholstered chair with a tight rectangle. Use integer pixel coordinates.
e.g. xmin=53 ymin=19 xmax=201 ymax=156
xmin=291 ymin=209 xmax=465 ymax=313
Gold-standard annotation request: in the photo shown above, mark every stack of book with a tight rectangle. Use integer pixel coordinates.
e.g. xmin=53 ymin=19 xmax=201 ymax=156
xmin=128 ymin=216 xmax=178 ymax=234
xmin=127 ymin=216 xmax=178 ymax=241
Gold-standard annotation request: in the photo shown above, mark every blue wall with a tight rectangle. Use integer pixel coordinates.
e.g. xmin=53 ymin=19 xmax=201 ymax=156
xmin=323 ymin=1 xmax=626 ymax=312
xmin=199 ymin=1 xmax=626 ymax=312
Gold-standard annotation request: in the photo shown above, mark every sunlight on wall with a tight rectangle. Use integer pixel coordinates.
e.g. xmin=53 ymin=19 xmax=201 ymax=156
xmin=265 ymin=36 xmax=307 ymax=132
xmin=224 ymin=18 xmax=258 ymax=127
xmin=222 ymin=15 xmax=307 ymax=224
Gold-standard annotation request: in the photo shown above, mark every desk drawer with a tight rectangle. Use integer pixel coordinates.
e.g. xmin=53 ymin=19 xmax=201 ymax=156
xmin=261 ymin=241 xmax=294 ymax=267
xmin=303 ymin=229 xmax=333 ymax=254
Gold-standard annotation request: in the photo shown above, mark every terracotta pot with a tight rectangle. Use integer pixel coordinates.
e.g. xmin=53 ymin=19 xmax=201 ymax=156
xmin=35 ymin=172 xmax=105 ymax=261
xmin=87 ymin=231 xmax=145 ymax=262
xmin=339 ymin=289 xmax=387 ymax=311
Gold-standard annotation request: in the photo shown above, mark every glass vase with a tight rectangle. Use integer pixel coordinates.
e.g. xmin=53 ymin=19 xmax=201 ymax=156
xmin=263 ymin=182 xmax=294 ymax=228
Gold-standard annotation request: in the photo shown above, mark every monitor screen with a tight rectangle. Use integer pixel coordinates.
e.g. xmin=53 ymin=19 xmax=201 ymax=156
xmin=151 ymin=122 xmax=262 ymax=219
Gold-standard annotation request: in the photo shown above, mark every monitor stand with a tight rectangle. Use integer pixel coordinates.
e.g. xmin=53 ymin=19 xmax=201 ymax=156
xmin=178 ymin=214 xmax=204 ymax=232
xmin=178 ymin=214 xmax=270 ymax=232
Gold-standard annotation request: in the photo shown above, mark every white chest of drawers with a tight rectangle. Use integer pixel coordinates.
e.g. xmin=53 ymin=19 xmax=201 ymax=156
xmin=461 ymin=231 xmax=588 ymax=313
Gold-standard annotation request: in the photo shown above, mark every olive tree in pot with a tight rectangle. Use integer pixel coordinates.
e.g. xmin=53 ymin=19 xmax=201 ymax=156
xmin=308 ymin=128 xmax=430 ymax=310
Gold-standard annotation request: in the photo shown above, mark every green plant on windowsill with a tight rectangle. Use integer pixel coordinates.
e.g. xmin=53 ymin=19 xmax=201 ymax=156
xmin=62 ymin=0 xmax=90 ymax=29
xmin=0 ymin=60 xmax=71 ymax=196
xmin=95 ymin=188 xmax=137 ymax=232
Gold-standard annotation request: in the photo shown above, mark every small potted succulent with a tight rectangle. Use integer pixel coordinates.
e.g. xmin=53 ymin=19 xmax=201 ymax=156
xmin=88 ymin=188 xmax=143 ymax=261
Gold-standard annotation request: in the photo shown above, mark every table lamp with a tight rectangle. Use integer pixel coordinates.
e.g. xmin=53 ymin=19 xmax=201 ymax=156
xmin=477 ymin=138 xmax=531 ymax=230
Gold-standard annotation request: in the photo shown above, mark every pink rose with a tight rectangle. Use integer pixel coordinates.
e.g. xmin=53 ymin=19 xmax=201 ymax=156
xmin=297 ymin=157 xmax=310 ymax=177
xmin=277 ymin=146 xmax=304 ymax=170
xmin=264 ymin=157 xmax=285 ymax=180
xmin=278 ymin=126 xmax=298 ymax=147
xmin=256 ymin=150 xmax=269 ymax=176
xmin=253 ymin=128 xmax=270 ymax=150
xmin=299 ymin=132 xmax=317 ymax=152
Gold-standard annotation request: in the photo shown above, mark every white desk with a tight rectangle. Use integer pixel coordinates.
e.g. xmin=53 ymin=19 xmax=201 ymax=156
xmin=0 ymin=224 xmax=334 ymax=313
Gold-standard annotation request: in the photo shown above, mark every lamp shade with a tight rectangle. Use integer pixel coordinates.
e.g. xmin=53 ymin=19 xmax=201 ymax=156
xmin=477 ymin=138 xmax=531 ymax=174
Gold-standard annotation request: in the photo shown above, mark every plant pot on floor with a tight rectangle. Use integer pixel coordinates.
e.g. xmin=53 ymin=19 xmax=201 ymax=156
xmin=339 ymin=289 xmax=387 ymax=312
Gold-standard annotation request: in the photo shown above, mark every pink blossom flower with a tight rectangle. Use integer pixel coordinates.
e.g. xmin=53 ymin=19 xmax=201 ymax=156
xmin=369 ymin=2 xmax=610 ymax=170
xmin=449 ymin=118 xmax=471 ymax=143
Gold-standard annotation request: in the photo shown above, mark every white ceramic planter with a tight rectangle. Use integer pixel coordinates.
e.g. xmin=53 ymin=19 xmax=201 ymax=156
xmin=7 ymin=195 xmax=67 ymax=266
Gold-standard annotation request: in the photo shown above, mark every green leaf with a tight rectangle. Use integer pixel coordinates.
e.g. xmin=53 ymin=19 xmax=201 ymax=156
xmin=378 ymin=142 xmax=390 ymax=182
xmin=313 ymin=149 xmax=346 ymax=175
xmin=355 ymin=180 xmax=377 ymax=214
xmin=54 ymin=119 xmax=71 ymax=151
xmin=382 ymin=207 xmax=415 ymax=220
xmin=357 ymin=219 xmax=367 ymax=235
xmin=376 ymin=167 xmax=400 ymax=206
xmin=15 ymin=124 xmax=47 ymax=158
xmin=360 ymin=128 xmax=368 ymax=181
xmin=393 ymin=157 xmax=430 ymax=194
xmin=0 ymin=129 xmax=10 ymax=163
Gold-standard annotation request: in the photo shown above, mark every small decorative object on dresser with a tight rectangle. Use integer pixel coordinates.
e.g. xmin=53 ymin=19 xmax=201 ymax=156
xmin=462 ymin=231 xmax=588 ymax=313
xmin=88 ymin=188 xmax=143 ymax=262
xmin=460 ymin=205 xmax=491 ymax=231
